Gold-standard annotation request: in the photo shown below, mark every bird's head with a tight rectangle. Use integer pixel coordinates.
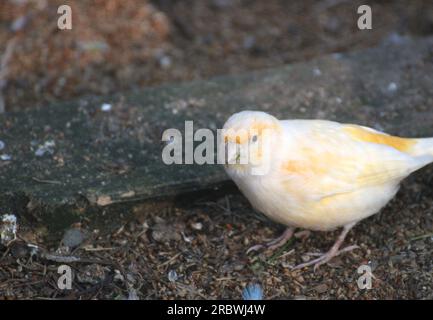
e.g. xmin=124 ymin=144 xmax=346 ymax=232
xmin=220 ymin=111 xmax=282 ymax=176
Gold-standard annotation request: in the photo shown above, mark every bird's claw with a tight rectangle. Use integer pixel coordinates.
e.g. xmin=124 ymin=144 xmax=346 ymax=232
xmin=246 ymin=244 xmax=266 ymax=254
xmin=292 ymin=245 xmax=360 ymax=271
xmin=246 ymin=228 xmax=295 ymax=255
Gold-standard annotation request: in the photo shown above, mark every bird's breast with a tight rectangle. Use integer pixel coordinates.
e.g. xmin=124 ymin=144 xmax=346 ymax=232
xmin=231 ymin=170 xmax=399 ymax=231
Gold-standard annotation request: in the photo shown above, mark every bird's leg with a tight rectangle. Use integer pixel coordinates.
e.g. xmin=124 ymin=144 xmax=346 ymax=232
xmin=292 ymin=222 xmax=359 ymax=271
xmin=294 ymin=230 xmax=311 ymax=240
xmin=247 ymin=227 xmax=295 ymax=254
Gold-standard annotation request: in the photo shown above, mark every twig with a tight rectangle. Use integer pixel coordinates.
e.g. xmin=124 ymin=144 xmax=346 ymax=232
xmin=40 ymin=253 xmax=82 ymax=263
xmin=277 ymin=248 xmax=295 ymax=259
xmin=410 ymin=233 xmax=433 ymax=241
xmin=40 ymin=252 xmax=113 ymax=266
xmin=32 ymin=177 xmax=62 ymax=185
xmin=82 ymin=246 xmax=117 ymax=252
xmin=158 ymin=252 xmax=181 ymax=268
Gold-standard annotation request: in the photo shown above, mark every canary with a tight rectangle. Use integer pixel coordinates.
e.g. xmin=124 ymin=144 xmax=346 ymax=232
xmin=221 ymin=111 xmax=433 ymax=270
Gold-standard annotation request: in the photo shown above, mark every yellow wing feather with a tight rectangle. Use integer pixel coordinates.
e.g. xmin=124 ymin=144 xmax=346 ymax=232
xmin=342 ymin=125 xmax=417 ymax=153
xmin=280 ymin=122 xmax=424 ymax=201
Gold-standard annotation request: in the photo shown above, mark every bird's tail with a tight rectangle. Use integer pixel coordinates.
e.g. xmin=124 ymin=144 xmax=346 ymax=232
xmin=409 ymin=137 xmax=433 ymax=157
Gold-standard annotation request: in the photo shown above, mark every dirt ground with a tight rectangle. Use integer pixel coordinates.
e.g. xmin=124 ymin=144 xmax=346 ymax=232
xmin=0 ymin=0 xmax=432 ymax=110
xmin=0 ymin=0 xmax=432 ymax=299
xmin=1 ymin=168 xmax=432 ymax=299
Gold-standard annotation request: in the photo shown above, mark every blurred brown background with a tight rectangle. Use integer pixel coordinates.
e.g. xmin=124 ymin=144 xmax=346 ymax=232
xmin=0 ymin=0 xmax=432 ymax=111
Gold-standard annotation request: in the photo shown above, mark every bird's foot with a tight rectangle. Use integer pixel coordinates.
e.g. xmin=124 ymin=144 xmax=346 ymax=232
xmin=246 ymin=227 xmax=295 ymax=254
xmin=292 ymin=222 xmax=358 ymax=271
xmin=292 ymin=245 xmax=359 ymax=271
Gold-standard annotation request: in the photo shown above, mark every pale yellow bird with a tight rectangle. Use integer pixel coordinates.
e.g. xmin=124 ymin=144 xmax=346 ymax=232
xmin=221 ymin=110 xmax=433 ymax=270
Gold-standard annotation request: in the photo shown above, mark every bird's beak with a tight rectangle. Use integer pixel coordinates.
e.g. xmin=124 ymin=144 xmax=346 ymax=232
xmin=226 ymin=141 xmax=240 ymax=164
xmin=221 ymin=130 xmax=249 ymax=165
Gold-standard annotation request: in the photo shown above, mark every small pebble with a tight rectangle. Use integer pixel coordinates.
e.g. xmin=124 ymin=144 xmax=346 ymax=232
xmin=62 ymin=228 xmax=86 ymax=248
xmin=101 ymin=103 xmax=112 ymax=112
xmin=35 ymin=140 xmax=55 ymax=157
xmin=314 ymin=283 xmax=328 ymax=294
xmin=168 ymin=270 xmax=178 ymax=282
xmin=0 ymin=154 xmax=11 ymax=161
xmin=158 ymin=55 xmax=172 ymax=69
xmin=387 ymin=82 xmax=398 ymax=92
xmin=191 ymin=222 xmax=203 ymax=230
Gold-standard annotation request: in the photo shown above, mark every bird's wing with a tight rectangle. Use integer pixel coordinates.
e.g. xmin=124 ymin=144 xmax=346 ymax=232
xmin=278 ymin=121 xmax=431 ymax=201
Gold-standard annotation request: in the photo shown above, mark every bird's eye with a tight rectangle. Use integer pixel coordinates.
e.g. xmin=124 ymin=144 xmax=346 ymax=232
xmin=251 ymin=135 xmax=258 ymax=142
